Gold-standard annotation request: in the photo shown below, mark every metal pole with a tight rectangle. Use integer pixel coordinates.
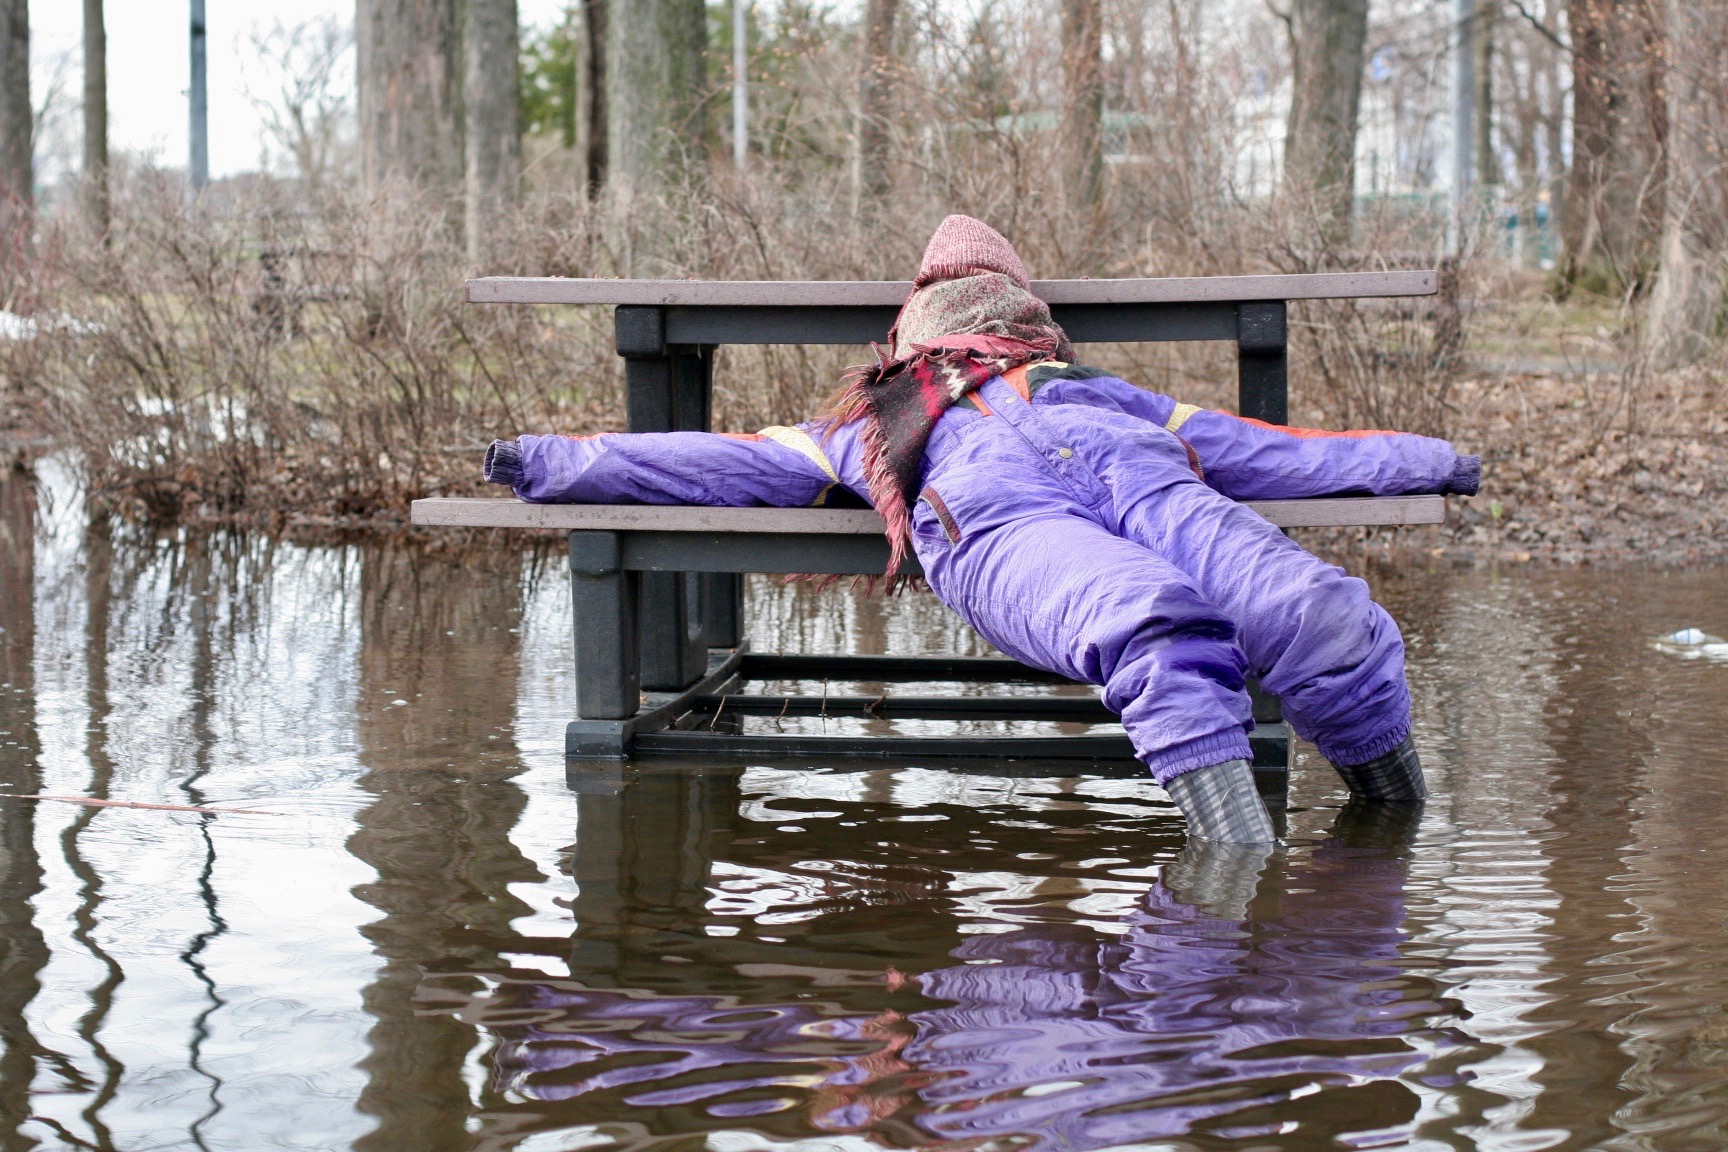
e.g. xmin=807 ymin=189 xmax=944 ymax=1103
xmin=732 ymin=0 xmax=747 ymax=169
xmin=189 ymin=0 xmax=208 ymax=190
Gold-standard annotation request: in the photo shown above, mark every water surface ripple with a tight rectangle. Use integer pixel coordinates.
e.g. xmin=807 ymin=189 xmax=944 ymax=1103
xmin=2 ymin=469 xmax=1727 ymax=1150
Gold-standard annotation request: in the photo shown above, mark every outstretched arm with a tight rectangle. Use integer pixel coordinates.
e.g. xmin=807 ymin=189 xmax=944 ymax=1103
xmin=483 ymin=423 xmax=864 ymax=508
xmin=1036 ymin=370 xmax=1479 ymax=502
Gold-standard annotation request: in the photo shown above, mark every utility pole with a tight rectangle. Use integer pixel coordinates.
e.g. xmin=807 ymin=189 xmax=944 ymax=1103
xmin=732 ymin=0 xmax=746 ymax=169
xmin=189 ymin=0 xmax=208 ymax=191
xmin=83 ymin=0 xmax=108 ymax=235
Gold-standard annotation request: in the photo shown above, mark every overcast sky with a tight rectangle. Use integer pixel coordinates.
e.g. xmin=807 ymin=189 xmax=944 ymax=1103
xmin=31 ymin=1 xmax=568 ymax=180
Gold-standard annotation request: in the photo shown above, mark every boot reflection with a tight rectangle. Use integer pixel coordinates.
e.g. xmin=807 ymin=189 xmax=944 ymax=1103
xmin=1159 ymin=839 xmax=1273 ymax=920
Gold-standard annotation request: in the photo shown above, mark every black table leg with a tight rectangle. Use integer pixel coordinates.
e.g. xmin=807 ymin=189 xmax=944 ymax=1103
xmin=1236 ymin=300 xmax=1288 ymax=426
xmin=569 ymin=530 xmax=639 ymax=721
xmin=618 ymin=306 xmax=711 ymax=689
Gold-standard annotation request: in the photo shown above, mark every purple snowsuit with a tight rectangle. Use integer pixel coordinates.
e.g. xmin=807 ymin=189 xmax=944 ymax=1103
xmin=492 ymin=365 xmax=1475 ymax=784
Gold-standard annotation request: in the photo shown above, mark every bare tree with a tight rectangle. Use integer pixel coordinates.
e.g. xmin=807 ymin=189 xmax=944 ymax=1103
xmin=1060 ymin=0 xmax=1104 ymax=218
xmin=1496 ymin=2 xmax=1565 ymax=266
xmin=606 ymin=0 xmax=710 ymax=192
xmin=464 ymin=0 xmax=520 ymax=264
xmin=1473 ymin=0 xmax=1498 ymax=190
xmin=83 ymin=0 xmax=108 ymax=237
xmin=246 ymin=17 xmax=353 ymax=192
xmin=1281 ymin=0 xmax=1370 ymax=246
xmin=853 ymin=0 xmax=900 ymax=213
xmin=356 ymin=0 xmax=462 ymax=196
xmin=0 ymin=0 xmax=30 ymax=268
xmin=577 ymin=0 xmax=607 ymax=193
xmin=1559 ymin=0 xmax=1665 ymax=292
xmin=1646 ymin=0 xmax=1728 ymax=362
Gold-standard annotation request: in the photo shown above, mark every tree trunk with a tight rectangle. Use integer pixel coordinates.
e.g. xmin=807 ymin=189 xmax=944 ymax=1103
xmin=852 ymin=0 xmax=900 ymax=213
xmin=1645 ymin=0 xmax=1728 ymax=363
xmin=0 ymin=0 xmax=30 ymax=269
xmin=1542 ymin=37 xmax=1566 ymax=258
xmin=463 ymin=0 xmax=520 ymax=264
xmin=356 ymin=0 xmax=463 ymax=197
xmin=577 ymin=0 xmax=607 ymax=193
xmin=1473 ymin=0 xmax=1497 ymax=189
xmin=1559 ymin=0 xmax=1665 ymax=292
xmin=84 ymin=0 xmax=109 ymax=238
xmin=605 ymin=0 xmax=709 ymax=192
xmin=1283 ymin=0 xmax=1370 ymax=247
xmin=1059 ymin=0 xmax=1104 ymax=219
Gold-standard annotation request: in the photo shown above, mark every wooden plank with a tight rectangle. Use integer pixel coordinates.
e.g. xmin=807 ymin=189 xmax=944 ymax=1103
xmin=411 ymin=494 xmax=1445 ymax=531
xmin=465 ymin=270 xmax=1437 ymax=308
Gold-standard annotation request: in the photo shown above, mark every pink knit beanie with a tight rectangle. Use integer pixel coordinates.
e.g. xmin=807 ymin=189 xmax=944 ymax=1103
xmin=913 ymin=215 xmax=1031 ymax=289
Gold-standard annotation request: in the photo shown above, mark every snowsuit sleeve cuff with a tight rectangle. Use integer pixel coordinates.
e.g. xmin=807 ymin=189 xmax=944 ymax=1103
xmin=483 ymin=439 xmax=524 ymax=487
xmin=1447 ymin=455 xmax=1481 ymax=496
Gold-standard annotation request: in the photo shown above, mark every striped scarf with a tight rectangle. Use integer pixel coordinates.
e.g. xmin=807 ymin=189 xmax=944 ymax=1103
xmin=825 ymin=332 xmax=1062 ymax=581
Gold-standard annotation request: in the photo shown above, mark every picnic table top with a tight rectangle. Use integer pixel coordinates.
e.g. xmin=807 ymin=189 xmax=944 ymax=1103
xmin=466 ymin=270 xmax=1437 ymax=308
xmin=412 ymin=495 xmax=1446 ymax=532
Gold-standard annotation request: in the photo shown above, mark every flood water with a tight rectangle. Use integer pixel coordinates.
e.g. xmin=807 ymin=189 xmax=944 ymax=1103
xmin=3 ymin=461 xmax=1728 ymax=1152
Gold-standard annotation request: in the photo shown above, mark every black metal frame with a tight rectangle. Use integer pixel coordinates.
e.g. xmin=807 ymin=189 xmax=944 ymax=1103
xmin=568 ymin=297 xmax=1292 ymax=771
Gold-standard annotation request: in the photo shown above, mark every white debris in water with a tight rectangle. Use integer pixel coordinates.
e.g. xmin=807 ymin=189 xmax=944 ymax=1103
xmin=1654 ymin=628 xmax=1728 ymax=663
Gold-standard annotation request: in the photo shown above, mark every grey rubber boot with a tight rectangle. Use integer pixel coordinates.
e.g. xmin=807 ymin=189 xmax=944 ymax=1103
xmin=1164 ymin=759 xmax=1276 ymax=844
xmin=1332 ymin=735 xmax=1427 ymax=800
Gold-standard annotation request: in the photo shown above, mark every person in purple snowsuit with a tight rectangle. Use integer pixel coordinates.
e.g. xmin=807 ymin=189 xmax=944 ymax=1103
xmin=483 ymin=216 xmax=1480 ymax=843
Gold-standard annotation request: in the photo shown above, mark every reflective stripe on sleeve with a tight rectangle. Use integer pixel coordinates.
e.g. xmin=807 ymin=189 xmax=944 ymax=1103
xmin=1165 ymin=402 xmax=1202 ymax=433
xmin=758 ymin=424 xmax=842 ymax=505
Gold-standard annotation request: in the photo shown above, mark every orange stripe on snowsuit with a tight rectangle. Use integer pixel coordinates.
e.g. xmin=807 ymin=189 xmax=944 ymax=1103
xmin=999 ymin=364 xmax=1035 ymax=401
xmin=1229 ymin=415 xmax=1401 ymax=439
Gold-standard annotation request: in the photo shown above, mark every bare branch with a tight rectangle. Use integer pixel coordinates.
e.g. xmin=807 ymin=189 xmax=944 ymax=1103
xmin=1503 ymin=0 xmax=1568 ymax=52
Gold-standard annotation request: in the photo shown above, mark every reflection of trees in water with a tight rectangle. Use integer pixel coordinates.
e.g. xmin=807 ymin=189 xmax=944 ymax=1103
xmin=1372 ymin=569 xmax=1645 ymax=1147
xmin=745 ymin=576 xmax=995 ymax=658
xmin=57 ymin=521 xmax=126 ymax=1151
xmin=468 ymin=765 xmax=1477 ymax=1150
xmin=0 ymin=472 xmax=57 ymax=1151
xmin=348 ymin=542 xmax=540 ymax=1152
xmin=178 ymin=534 xmax=230 ymax=1150
xmin=1439 ymin=568 xmax=1728 ymax=1145
xmin=0 ymin=511 xmax=380 ymax=1148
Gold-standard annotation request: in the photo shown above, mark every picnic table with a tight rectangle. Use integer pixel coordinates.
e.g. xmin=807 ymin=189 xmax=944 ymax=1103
xmin=412 ymin=271 xmax=1442 ymax=775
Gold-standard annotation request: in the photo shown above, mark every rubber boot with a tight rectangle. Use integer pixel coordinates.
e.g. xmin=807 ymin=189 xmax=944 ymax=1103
xmin=1332 ymin=735 xmax=1427 ymax=800
xmin=1164 ymin=759 xmax=1276 ymax=844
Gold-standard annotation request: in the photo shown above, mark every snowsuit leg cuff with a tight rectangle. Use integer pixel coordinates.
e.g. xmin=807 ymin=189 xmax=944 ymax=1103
xmin=484 ymin=439 xmax=524 ymax=487
xmin=1319 ymin=718 xmax=1412 ymax=770
xmin=1447 ymin=455 xmax=1481 ymax=496
xmin=1142 ymin=729 xmax=1254 ymax=787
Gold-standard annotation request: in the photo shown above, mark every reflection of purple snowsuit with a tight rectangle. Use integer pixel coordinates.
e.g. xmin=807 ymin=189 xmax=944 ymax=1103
xmin=500 ymin=367 xmax=1472 ymax=781
xmin=908 ymin=841 xmax=1446 ymax=1148
xmin=484 ymin=838 xmax=1452 ymax=1147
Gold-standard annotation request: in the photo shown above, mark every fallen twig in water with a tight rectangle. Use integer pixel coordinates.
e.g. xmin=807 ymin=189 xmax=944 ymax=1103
xmin=4 ymin=794 xmax=279 ymax=816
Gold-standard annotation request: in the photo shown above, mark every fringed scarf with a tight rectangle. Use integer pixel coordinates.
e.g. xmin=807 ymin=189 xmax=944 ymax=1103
xmin=824 ymin=331 xmax=1063 ymax=585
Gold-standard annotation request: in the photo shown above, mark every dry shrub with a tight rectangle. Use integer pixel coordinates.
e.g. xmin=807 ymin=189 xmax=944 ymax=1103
xmin=2 ymin=0 xmax=1482 ymax=523
xmin=11 ymin=173 xmax=613 ymax=523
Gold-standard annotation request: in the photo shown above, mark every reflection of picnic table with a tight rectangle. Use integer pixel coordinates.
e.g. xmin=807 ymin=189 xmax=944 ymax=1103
xmin=412 ymin=272 xmax=1442 ymax=770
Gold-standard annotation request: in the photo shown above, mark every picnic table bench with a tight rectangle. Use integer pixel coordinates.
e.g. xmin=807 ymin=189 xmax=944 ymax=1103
xmin=412 ymin=271 xmax=1443 ymax=775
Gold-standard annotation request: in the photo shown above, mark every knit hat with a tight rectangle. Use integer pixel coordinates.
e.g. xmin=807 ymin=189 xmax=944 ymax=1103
xmin=913 ymin=214 xmax=1032 ymax=289
xmin=889 ymin=216 xmax=1070 ymax=360
xmin=891 ymin=272 xmax=1072 ymax=360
